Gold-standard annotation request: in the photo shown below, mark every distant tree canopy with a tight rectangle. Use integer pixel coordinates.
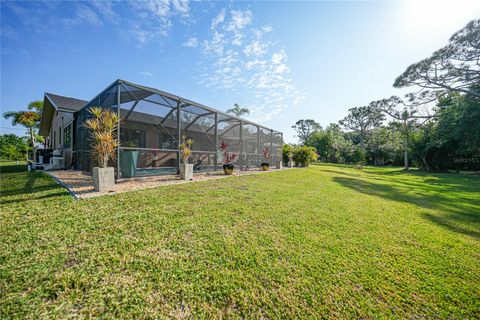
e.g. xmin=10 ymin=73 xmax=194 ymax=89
xmin=0 ymin=134 xmax=28 ymax=161
xmin=289 ymin=19 xmax=480 ymax=171
xmin=339 ymin=106 xmax=385 ymax=149
xmin=292 ymin=119 xmax=322 ymax=145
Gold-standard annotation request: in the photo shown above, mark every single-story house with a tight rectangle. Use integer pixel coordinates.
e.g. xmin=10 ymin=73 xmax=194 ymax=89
xmin=39 ymin=79 xmax=283 ymax=178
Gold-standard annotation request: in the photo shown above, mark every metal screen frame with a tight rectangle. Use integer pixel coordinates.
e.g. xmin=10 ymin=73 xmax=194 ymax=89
xmin=75 ymin=79 xmax=284 ymax=177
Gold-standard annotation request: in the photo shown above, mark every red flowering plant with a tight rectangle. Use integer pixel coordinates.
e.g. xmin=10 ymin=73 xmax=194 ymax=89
xmin=261 ymin=146 xmax=271 ymax=170
xmin=219 ymin=141 xmax=237 ymax=165
xmin=262 ymin=146 xmax=271 ymax=161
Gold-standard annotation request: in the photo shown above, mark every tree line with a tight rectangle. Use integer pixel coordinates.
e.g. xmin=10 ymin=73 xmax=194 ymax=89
xmin=291 ymin=19 xmax=479 ymax=171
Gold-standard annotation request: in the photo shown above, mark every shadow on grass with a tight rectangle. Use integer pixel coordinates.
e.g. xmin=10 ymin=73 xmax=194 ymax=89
xmin=332 ymin=176 xmax=480 ymax=240
xmin=0 ymin=163 xmax=27 ymax=173
xmin=0 ymin=191 xmax=69 ymax=205
xmin=0 ymin=167 xmax=67 ymax=204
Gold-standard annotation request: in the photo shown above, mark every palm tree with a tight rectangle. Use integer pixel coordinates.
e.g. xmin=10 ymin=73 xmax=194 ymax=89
xmin=3 ymin=100 xmax=43 ymax=161
xmin=226 ymin=103 xmax=250 ymax=117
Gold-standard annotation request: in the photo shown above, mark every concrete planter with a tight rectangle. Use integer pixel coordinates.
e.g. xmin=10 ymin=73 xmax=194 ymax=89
xmin=93 ymin=167 xmax=115 ymax=192
xmin=288 ymin=160 xmax=295 ymax=168
xmin=180 ymin=163 xmax=193 ymax=180
xmin=276 ymin=161 xmax=283 ymax=169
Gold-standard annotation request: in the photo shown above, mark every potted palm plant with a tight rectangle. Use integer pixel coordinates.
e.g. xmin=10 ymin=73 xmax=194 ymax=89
xmin=261 ymin=146 xmax=271 ymax=171
xmin=219 ymin=141 xmax=237 ymax=175
xmin=83 ymin=107 xmax=119 ymax=192
xmin=179 ymin=136 xmax=193 ymax=180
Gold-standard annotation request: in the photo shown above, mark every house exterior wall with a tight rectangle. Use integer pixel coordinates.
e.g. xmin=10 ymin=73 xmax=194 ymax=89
xmin=47 ymin=110 xmax=74 ymax=167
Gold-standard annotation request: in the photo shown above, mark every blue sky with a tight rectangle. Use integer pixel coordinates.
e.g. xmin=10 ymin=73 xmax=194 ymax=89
xmin=1 ymin=0 xmax=479 ymax=142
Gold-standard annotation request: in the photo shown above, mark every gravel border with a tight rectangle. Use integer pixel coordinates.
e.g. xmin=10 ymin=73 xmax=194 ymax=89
xmin=46 ymin=167 xmax=291 ymax=199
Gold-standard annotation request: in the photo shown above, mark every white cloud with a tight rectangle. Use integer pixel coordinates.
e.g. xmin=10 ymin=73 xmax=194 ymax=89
xmin=211 ymin=8 xmax=225 ymax=29
xmin=90 ymin=0 xmax=119 ymax=24
xmin=141 ymin=71 xmax=157 ymax=78
xmin=62 ymin=4 xmax=103 ymax=28
xmin=227 ymin=10 xmax=253 ymax=31
xmin=243 ymin=40 xmax=268 ymax=57
xmin=2 ymin=1 xmax=190 ymax=47
xmin=262 ymin=25 xmax=273 ymax=33
xmin=124 ymin=0 xmax=191 ymax=46
xmin=197 ymin=7 xmax=305 ymax=121
xmin=183 ymin=36 xmax=198 ymax=47
xmin=272 ymin=49 xmax=287 ymax=64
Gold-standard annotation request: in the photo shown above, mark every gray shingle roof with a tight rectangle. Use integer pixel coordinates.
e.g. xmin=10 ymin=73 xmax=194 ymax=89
xmin=45 ymin=92 xmax=87 ymax=112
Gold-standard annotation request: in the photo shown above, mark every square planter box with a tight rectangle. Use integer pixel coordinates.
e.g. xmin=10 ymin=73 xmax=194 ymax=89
xmin=93 ymin=167 xmax=115 ymax=192
xmin=180 ymin=163 xmax=193 ymax=180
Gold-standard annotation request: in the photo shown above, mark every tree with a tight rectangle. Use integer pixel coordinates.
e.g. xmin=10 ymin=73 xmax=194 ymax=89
xmin=306 ymin=131 xmax=330 ymax=161
xmin=226 ymin=103 xmax=250 ymax=117
xmin=366 ymin=126 xmax=403 ymax=166
xmin=292 ymin=119 xmax=322 ymax=145
xmin=339 ymin=105 xmax=385 ymax=150
xmin=2 ymin=100 xmax=43 ymax=161
xmin=0 ymin=134 xmax=28 ymax=162
xmin=371 ymin=96 xmax=434 ymax=170
xmin=394 ymin=19 xmax=480 ymax=105
xmin=433 ymin=91 xmax=480 ymax=170
xmin=410 ymin=121 xmax=436 ymax=171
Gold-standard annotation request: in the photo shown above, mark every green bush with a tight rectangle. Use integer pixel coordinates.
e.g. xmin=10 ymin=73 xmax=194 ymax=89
xmin=293 ymin=146 xmax=318 ymax=166
xmin=282 ymin=144 xmax=294 ymax=164
xmin=352 ymin=147 xmax=366 ymax=165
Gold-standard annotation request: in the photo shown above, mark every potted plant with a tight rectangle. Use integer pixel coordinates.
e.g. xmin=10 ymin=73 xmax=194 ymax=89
xmin=288 ymin=151 xmax=295 ymax=168
xmin=219 ymin=141 xmax=237 ymax=175
xmin=179 ymin=136 xmax=193 ymax=180
xmin=120 ymin=140 xmax=139 ymax=178
xmin=261 ymin=146 xmax=270 ymax=171
xmin=83 ymin=107 xmax=119 ymax=192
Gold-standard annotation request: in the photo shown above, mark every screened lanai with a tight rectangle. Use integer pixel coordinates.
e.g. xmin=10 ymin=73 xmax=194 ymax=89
xmin=74 ymin=80 xmax=283 ymax=178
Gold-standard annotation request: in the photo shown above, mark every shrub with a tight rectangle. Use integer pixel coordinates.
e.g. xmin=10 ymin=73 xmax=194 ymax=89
xmin=352 ymin=147 xmax=366 ymax=165
xmin=293 ymin=146 xmax=318 ymax=166
xmin=282 ymin=144 xmax=294 ymax=164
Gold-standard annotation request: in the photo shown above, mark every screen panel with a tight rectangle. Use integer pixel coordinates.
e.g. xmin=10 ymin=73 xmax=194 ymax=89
xmin=217 ymin=114 xmax=241 ymax=166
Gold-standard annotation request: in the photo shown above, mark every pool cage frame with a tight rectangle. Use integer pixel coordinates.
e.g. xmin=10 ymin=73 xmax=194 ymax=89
xmin=74 ymin=80 xmax=283 ymax=178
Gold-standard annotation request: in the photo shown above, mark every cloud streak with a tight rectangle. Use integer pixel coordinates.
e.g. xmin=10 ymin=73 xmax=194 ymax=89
xmin=194 ymin=8 xmax=305 ymax=122
xmin=3 ymin=1 xmax=192 ymax=47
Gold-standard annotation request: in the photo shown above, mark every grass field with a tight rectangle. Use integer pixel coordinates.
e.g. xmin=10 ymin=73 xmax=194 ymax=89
xmin=1 ymin=163 xmax=479 ymax=318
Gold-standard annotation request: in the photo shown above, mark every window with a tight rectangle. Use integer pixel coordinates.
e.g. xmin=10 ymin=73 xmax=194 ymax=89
xmin=59 ymin=127 xmax=62 ymax=148
xmin=64 ymin=124 xmax=72 ymax=148
xmin=120 ymin=128 xmax=146 ymax=148
xmin=53 ymin=131 xmax=56 ymax=149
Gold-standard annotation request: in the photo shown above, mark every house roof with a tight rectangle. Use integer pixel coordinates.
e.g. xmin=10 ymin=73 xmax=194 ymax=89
xmin=39 ymin=93 xmax=87 ymax=136
xmin=45 ymin=92 xmax=87 ymax=112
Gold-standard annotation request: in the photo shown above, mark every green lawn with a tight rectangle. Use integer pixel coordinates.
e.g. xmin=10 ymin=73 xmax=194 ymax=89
xmin=1 ymin=163 xmax=479 ymax=319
